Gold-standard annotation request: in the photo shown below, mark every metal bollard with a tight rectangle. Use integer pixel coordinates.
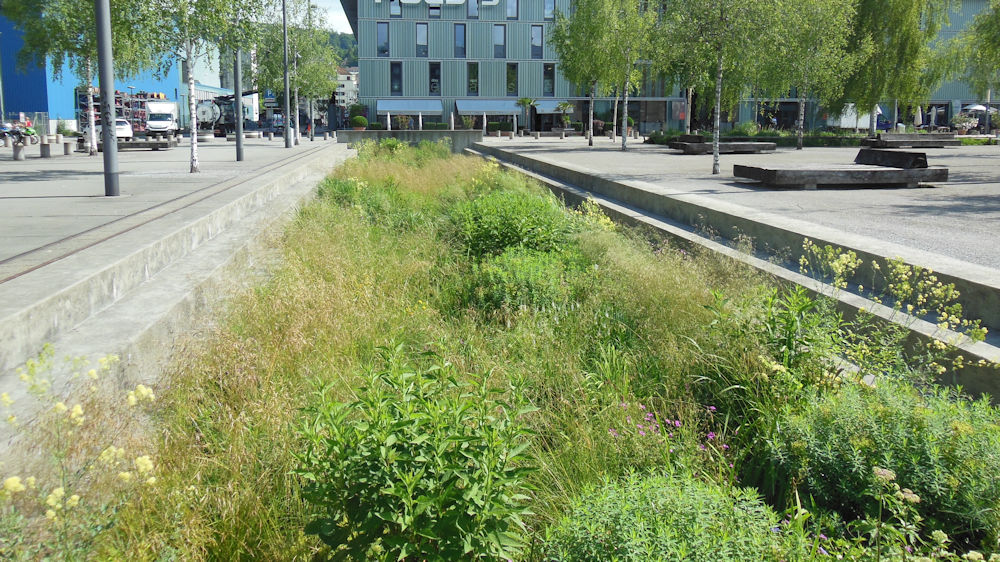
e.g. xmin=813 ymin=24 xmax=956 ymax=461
xmin=64 ymin=142 xmax=73 ymax=155
xmin=12 ymin=144 xmax=26 ymax=160
xmin=560 ymin=130 xmax=566 ymax=139
xmin=3 ymin=137 xmax=11 ymax=148
xmin=268 ymin=132 xmax=274 ymax=141
xmin=323 ymin=132 xmax=329 ymax=140
xmin=534 ymin=131 xmax=540 ymax=140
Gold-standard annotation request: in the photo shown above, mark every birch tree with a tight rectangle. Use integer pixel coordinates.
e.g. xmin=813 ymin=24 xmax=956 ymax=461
xmin=550 ymin=0 xmax=612 ymax=147
xmin=148 ymin=0 xmax=241 ymax=173
xmin=765 ymin=0 xmax=863 ymax=149
xmin=2 ymin=0 xmax=159 ymax=154
xmin=606 ymin=0 xmax=656 ymax=151
xmin=664 ymin=0 xmax=781 ymax=173
xmin=838 ymin=0 xmax=952 ymax=135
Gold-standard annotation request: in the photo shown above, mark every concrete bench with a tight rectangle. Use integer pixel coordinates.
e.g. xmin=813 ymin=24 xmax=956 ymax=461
xmin=861 ymin=133 xmax=960 ymax=148
xmin=97 ymin=139 xmax=174 ymax=152
xmin=669 ymin=140 xmax=777 ymax=154
xmin=735 ymin=148 xmax=947 ymax=189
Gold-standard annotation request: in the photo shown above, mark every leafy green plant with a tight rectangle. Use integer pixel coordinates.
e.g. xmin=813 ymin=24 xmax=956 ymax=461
xmin=542 ymin=472 xmax=787 ymax=561
xmin=448 ymin=189 xmax=574 ymax=259
xmin=349 ymin=115 xmax=367 ymax=128
xmin=348 ymin=103 xmax=367 ymax=119
xmin=461 ymin=115 xmax=476 ymax=130
xmin=295 ymin=348 xmax=536 ymax=561
xmin=767 ymin=379 xmax=1000 ymax=550
xmin=457 ymin=247 xmax=589 ymax=313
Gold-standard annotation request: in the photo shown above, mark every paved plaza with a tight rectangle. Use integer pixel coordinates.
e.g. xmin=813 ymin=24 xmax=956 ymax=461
xmin=478 ymin=136 xmax=1000 ymax=271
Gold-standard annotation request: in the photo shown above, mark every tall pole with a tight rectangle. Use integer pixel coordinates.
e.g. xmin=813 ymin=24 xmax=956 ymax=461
xmin=94 ymin=0 xmax=119 ymax=196
xmin=0 ymin=32 xmax=7 ymax=120
xmin=234 ymin=48 xmax=244 ymax=161
xmin=282 ymin=0 xmax=292 ymax=148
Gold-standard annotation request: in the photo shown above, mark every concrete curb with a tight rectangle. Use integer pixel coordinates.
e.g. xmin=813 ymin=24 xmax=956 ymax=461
xmin=467 ymin=146 xmax=1000 ymax=398
xmin=470 ymin=142 xmax=1000 ymax=340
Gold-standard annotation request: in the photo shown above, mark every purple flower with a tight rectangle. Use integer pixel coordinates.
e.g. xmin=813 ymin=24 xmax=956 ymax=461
xmin=722 ymin=444 xmax=729 ymax=450
xmin=638 ymin=430 xmax=646 ymax=436
xmin=707 ymin=432 xmax=716 ymax=440
xmin=645 ymin=412 xmax=655 ymax=420
xmin=674 ymin=420 xmax=682 ymax=427
xmin=818 ymin=547 xmax=829 ymax=556
xmin=627 ymin=416 xmax=632 ymax=424
xmin=637 ymin=424 xmax=643 ymax=429
xmin=639 ymin=403 xmax=645 ymax=410
xmin=819 ymin=534 xmax=827 ymax=541
xmin=668 ymin=432 xmax=673 ymax=438
xmin=669 ymin=448 xmax=674 ymax=453
xmin=608 ymin=428 xmax=619 ymax=438
xmin=708 ymin=406 xmax=716 ymax=412
xmin=620 ymin=402 xmax=628 ymax=409
xmin=699 ymin=444 xmax=706 ymax=450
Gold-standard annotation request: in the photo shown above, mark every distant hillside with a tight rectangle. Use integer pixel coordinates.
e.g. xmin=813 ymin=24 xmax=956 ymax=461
xmin=329 ymin=31 xmax=357 ymax=68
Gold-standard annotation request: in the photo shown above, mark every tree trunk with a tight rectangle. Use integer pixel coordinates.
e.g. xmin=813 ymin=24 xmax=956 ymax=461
xmin=712 ymin=51 xmax=723 ymax=175
xmin=588 ymin=81 xmax=595 ymax=147
xmin=797 ymin=95 xmax=805 ymax=150
xmin=187 ymin=45 xmax=200 ymax=173
xmin=621 ymin=78 xmax=630 ymax=151
xmin=868 ymin=108 xmax=876 ymax=137
xmin=611 ymin=89 xmax=619 ymax=140
xmin=86 ymin=60 xmax=98 ymax=156
xmin=294 ymin=87 xmax=300 ymax=144
xmin=684 ymin=87 xmax=692 ymax=134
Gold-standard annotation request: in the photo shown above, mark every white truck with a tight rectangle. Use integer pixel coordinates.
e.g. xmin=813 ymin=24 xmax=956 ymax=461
xmin=145 ymin=100 xmax=179 ymax=137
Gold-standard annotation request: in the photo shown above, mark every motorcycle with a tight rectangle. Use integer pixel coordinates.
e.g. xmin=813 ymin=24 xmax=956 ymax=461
xmin=22 ymin=125 xmax=39 ymax=145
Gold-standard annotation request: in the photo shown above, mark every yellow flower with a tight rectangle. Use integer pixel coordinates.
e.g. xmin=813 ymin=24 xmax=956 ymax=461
xmin=53 ymin=402 xmax=67 ymax=414
xmin=6 ymin=415 xmax=16 ymax=425
xmin=25 ymin=476 xmax=35 ymax=489
xmin=0 ymin=393 xmax=11 ymax=407
xmin=118 ymin=471 xmax=133 ymax=482
xmin=46 ymin=487 xmax=64 ymax=509
xmin=134 ymin=456 xmax=154 ymax=475
xmin=69 ymin=404 xmax=84 ymax=426
xmin=145 ymin=477 xmax=157 ymax=486
xmin=134 ymin=384 xmax=155 ymax=403
xmin=45 ymin=509 xmax=57 ymax=520
xmin=3 ymin=476 xmax=26 ymax=494
xmin=66 ymin=494 xmax=80 ymax=509
xmin=87 ymin=369 xmax=98 ymax=380
xmin=127 ymin=392 xmax=137 ymax=407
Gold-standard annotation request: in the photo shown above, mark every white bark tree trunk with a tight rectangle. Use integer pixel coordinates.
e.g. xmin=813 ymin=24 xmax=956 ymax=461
xmin=187 ymin=43 xmax=200 ymax=173
xmin=797 ymin=96 xmax=805 ymax=150
xmin=86 ymin=60 xmax=98 ymax=156
xmin=684 ymin=87 xmax=692 ymax=134
xmin=712 ymin=52 xmax=723 ymax=175
xmin=621 ymin=79 xmax=630 ymax=151
xmin=588 ymin=81 xmax=595 ymax=147
xmin=611 ymin=90 xmax=619 ymax=141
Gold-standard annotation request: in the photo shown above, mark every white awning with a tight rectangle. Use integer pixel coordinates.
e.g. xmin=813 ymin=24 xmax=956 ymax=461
xmin=534 ymin=100 xmax=570 ymax=114
xmin=376 ymin=99 xmax=443 ymax=116
xmin=455 ymin=99 xmax=520 ymax=116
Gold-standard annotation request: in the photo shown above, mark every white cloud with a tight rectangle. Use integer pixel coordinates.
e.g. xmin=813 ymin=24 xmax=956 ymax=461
xmin=311 ymin=0 xmax=353 ymax=34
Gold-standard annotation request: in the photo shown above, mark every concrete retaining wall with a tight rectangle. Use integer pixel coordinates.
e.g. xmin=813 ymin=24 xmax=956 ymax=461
xmin=337 ymin=130 xmax=484 ymax=153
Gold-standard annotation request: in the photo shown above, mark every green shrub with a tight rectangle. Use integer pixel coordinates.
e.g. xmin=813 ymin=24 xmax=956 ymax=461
xmin=368 ymin=122 xmax=385 ymax=130
xmin=731 ymin=121 xmax=760 ymax=136
xmin=571 ymin=121 xmax=583 ymax=132
xmin=499 ymin=122 xmax=514 ymax=132
xmin=348 ymin=103 xmax=367 ymax=118
xmin=458 ymin=248 xmax=589 ymax=312
xmin=349 ymin=115 xmax=368 ymax=128
xmin=295 ymin=349 xmax=536 ymax=561
xmin=767 ymin=379 xmax=1000 ymax=549
xmin=449 ymin=189 xmax=574 ymax=259
xmin=543 ymin=472 xmax=786 ymax=561
xmin=487 ymin=121 xmax=501 ymax=132
xmin=422 ymin=121 xmax=449 ymax=130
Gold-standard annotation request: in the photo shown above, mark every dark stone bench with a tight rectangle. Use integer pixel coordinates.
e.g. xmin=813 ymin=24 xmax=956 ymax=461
xmin=853 ymin=148 xmax=928 ymax=169
xmin=669 ymin=139 xmax=777 ymax=154
xmin=860 ymin=133 xmax=960 ymax=148
xmin=97 ymin=139 xmax=175 ymax=152
xmin=734 ymin=149 xmax=947 ymax=189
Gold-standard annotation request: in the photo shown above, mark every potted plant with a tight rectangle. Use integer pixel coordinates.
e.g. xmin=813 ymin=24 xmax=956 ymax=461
xmin=556 ymin=101 xmax=575 ymax=130
xmin=516 ymin=97 xmax=537 ymax=132
xmin=951 ymin=114 xmax=977 ymax=134
xmin=350 ymin=115 xmax=368 ymax=131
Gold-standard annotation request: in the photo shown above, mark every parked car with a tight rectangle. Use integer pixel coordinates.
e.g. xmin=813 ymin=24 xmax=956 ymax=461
xmin=87 ymin=119 xmax=134 ymax=142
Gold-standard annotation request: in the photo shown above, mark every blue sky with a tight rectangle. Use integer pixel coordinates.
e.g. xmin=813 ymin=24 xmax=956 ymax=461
xmin=312 ymin=0 xmax=353 ymax=33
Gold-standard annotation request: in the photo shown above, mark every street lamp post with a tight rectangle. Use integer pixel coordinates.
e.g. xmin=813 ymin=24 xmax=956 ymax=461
xmin=282 ymin=0 xmax=292 ymax=148
xmin=0 ymin=32 xmax=6 ymax=121
xmin=234 ymin=47 xmax=244 ymax=161
xmin=94 ymin=0 xmax=119 ymax=196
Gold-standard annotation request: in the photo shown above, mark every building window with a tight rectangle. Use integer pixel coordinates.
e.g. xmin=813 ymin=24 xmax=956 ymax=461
xmin=531 ymin=25 xmax=543 ymax=59
xmin=429 ymin=6 xmax=440 ymax=18
xmin=454 ymin=24 xmax=466 ymax=58
xmin=467 ymin=0 xmax=478 ymax=19
xmin=416 ymin=23 xmax=428 ymax=57
xmin=377 ymin=22 xmax=390 ymax=57
xmin=506 ymin=62 xmax=518 ymax=96
xmin=429 ymin=62 xmax=441 ymax=96
xmin=390 ymin=0 xmax=401 ymax=17
xmin=507 ymin=0 xmax=517 ymax=19
xmin=543 ymin=63 xmax=555 ymax=97
xmin=544 ymin=0 xmax=554 ymax=19
xmin=467 ymin=62 xmax=479 ymax=96
xmin=493 ymin=24 xmax=506 ymax=58
xmin=390 ymin=61 xmax=403 ymax=96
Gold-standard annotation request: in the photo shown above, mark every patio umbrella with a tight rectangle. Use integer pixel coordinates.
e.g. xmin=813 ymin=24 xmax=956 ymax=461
xmin=963 ymin=104 xmax=988 ymax=112
xmin=914 ymin=106 xmax=923 ymax=127
xmin=928 ymin=105 xmax=936 ymax=127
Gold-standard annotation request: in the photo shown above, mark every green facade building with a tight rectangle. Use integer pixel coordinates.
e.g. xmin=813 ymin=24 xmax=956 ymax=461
xmin=339 ymin=0 xmax=678 ymax=132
